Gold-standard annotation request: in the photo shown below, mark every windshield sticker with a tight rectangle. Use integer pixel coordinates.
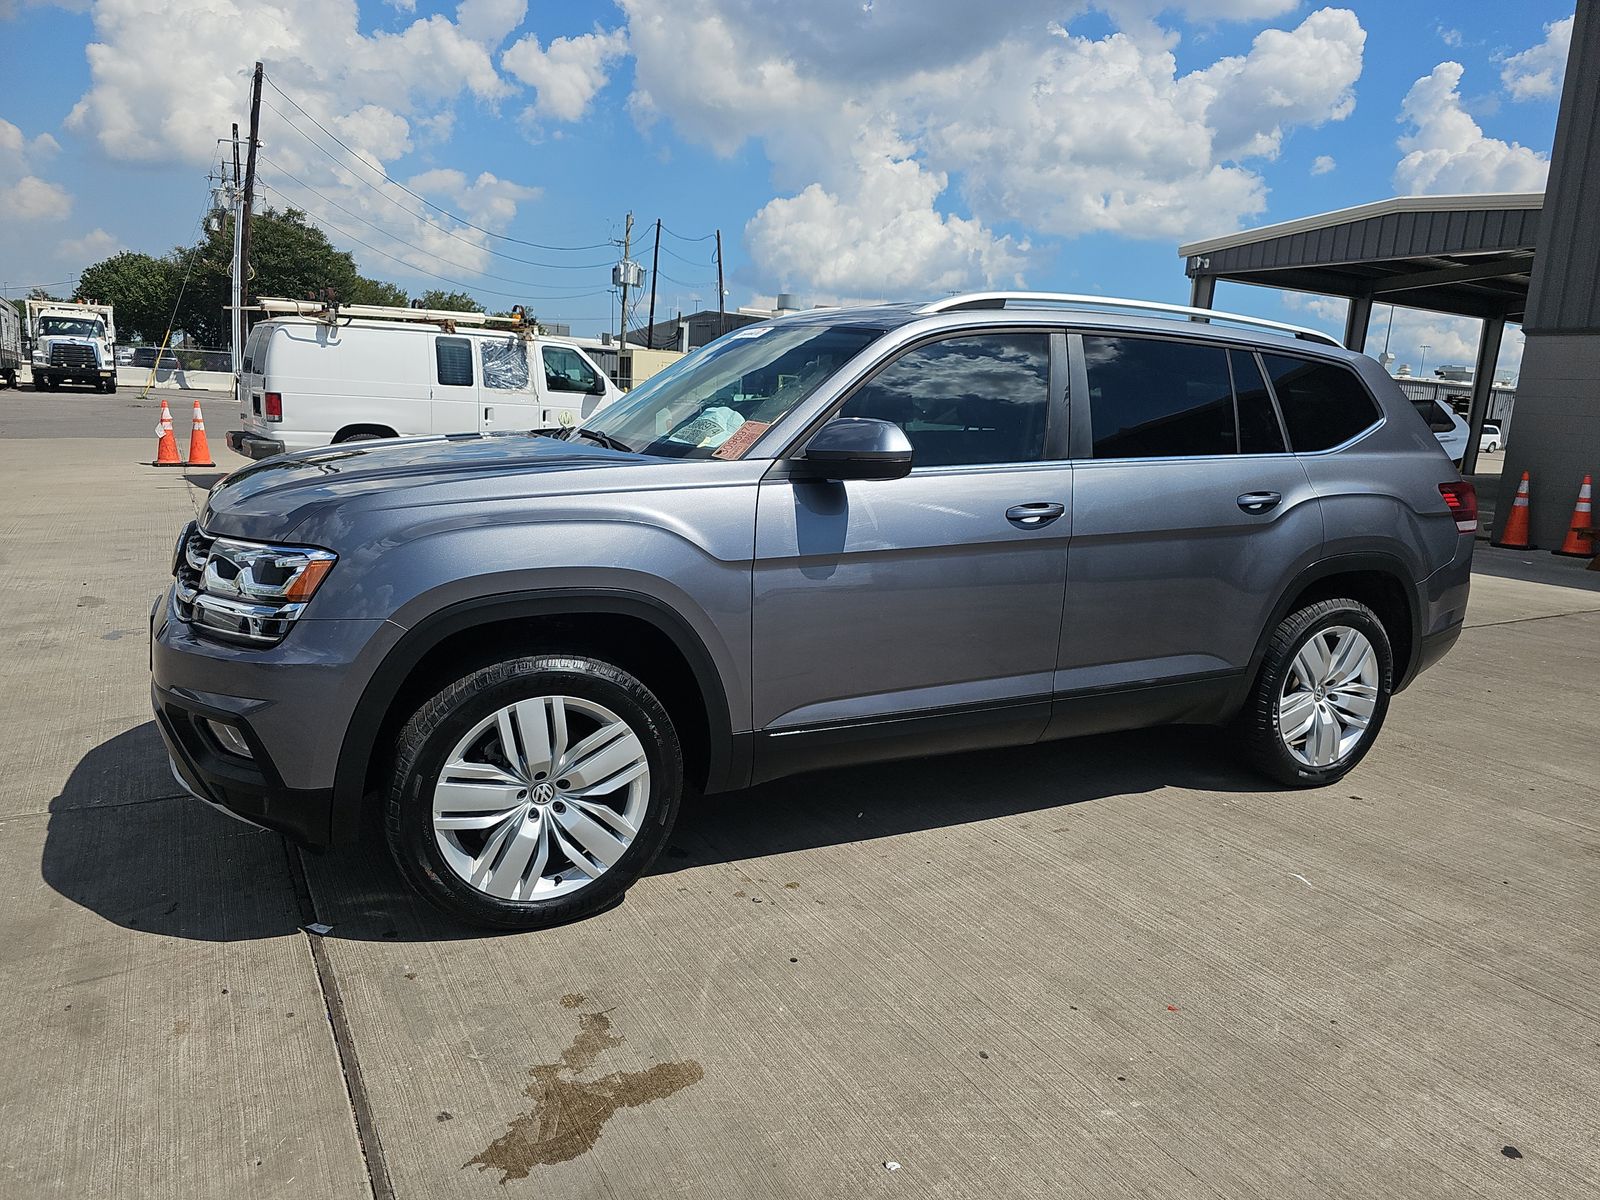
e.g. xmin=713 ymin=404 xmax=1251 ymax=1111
xmin=712 ymin=420 xmax=772 ymax=460
xmin=729 ymin=326 xmax=771 ymax=339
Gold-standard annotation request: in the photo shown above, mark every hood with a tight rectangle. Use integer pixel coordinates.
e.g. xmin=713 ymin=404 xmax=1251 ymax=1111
xmin=203 ymin=431 xmax=643 ymax=541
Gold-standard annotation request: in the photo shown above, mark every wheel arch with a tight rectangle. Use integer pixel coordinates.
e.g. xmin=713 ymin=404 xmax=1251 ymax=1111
xmin=333 ymin=423 xmax=400 ymax=443
xmin=1234 ymin=553 xmax=1422 ymax=711
xmin=330 ymin=589 xmax=746 ymax=843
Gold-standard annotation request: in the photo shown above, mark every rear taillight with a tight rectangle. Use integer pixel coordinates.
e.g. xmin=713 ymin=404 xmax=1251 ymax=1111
xmin=1439 ymin=480 xmax=1477 ymax=533
xmin=264 ymin=391 xmax=282 ymax=421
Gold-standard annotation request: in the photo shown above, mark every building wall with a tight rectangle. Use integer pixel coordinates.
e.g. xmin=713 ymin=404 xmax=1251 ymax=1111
xmin=1497 ymin=0 xmax=1600 ymax=547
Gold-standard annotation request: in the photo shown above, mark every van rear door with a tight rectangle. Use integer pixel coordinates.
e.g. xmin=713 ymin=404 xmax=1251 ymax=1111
xmin=431 ymin=335 xmax=480 ymax=434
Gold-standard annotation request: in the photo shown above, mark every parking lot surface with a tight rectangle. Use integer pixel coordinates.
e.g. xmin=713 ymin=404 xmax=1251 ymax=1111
xmin=3 ymin=392 xmax=1598 ymax=1199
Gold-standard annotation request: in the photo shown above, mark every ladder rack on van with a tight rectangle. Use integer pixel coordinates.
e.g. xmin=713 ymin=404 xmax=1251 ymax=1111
xmin=254 ymin=297 xmax=532 ymax=333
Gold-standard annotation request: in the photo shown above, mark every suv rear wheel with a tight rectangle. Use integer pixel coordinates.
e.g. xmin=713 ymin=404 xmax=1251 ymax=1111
xmin=1236 ymin=599 xmax=1393 ymax=787
xmin=385 ymin=655 xmax=682 ymax=929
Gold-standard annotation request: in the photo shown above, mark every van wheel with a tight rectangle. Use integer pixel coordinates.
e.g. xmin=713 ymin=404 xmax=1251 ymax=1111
xmin=385 ymin=655 xmax=683 ymax=930
xmin=334 ymin=429 xmax=395 ymax=444
xmin=1235 ymin=599 xmax=1393 ymax=788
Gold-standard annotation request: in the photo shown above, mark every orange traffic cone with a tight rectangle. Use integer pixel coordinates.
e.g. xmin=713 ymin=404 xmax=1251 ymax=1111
xmin=185 ymin=396 xmax=215 ymax=467
xmin=153 ymin=398 xmax=181 ymax=466
xmin=1554 ymin=474 xmax=1594 ymax=558
xmin=1491 ymin=471 xmax=1536 ymax=549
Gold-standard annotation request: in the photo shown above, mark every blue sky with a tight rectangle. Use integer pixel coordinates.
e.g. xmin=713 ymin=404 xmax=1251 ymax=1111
xmin=0 ymin=0 xmax=1575 ymax=376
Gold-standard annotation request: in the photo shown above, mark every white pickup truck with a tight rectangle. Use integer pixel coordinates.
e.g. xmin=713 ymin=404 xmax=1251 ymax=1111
xmin=26 ymin=299 xmax=118 ymax=392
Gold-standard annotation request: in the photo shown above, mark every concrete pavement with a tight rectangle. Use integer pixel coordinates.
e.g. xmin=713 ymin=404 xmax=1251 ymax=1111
xmin=2 ymin=402 xmax=1598 ymax=1198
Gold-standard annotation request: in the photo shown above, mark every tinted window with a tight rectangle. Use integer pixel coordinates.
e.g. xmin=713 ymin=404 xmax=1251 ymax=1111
xmin=436 ymin=337 xmax=473 ymax=387
xmin=543 ymin=346 xmax=600 ymax=394
xmin=482 ymin=338 xmax=530 ymax=390
xmin=1084 ymin=336 xmax=1234 ymax=459
xmin=1260 ymin=354 xmax=1381 ymax=451
xmin=840 ymin=332 xmax=1049 ymax=466
xmin=1231 ymin=349 xmax=1287 ymax=454
xmin=1410 ymin=397 xmax=1457 ymax=433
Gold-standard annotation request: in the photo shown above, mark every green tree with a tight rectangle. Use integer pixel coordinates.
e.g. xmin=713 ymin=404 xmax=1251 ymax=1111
xmin=76 ymin=252 xmax=176 ymax=343
xmin=416 ymin=289 xmax=484 ymax=313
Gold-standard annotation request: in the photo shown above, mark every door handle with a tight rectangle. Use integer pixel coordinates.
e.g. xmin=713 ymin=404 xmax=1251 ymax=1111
xmin=484 ymin=406 xmax=493 ymax=422
xmin=1006 ymin=502 xmax=1066 ymax=528
xmin=1237 ymin=491 xmax=1282 ymax=514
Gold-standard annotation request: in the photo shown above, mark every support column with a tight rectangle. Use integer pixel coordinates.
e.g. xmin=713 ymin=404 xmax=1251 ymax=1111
xmin=1343 ymin=295 xmax=1373 ymax=353
xmin=1460 ymin=316 xmax=1505 ymax=477
xmin=1188 ymin=275 xmax=1215 ymax=311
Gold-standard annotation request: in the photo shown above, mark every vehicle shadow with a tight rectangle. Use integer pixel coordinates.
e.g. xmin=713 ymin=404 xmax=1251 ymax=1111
xmin=40 ymin=721 xmax=1263 ymax=943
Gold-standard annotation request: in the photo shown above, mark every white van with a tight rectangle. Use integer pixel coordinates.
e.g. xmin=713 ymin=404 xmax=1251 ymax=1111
xmin=224 ymin=300 xmax=623 ymax=460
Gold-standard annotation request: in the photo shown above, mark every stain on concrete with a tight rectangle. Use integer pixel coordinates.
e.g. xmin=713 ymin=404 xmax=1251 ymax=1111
xmin=467 ymin=1009 xmax=703 ymax=1182
xmin=559 ymin=993 xmax=585 ymax=1009
xmin=75 ymin=596 xmax=106 ymax=609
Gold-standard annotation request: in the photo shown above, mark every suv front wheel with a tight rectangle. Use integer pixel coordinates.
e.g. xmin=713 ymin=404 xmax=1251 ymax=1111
xmin=1236 ymin=599 xmax=1394 ymax=787
xmin=386 ymin=655 xmax=683 ymax=929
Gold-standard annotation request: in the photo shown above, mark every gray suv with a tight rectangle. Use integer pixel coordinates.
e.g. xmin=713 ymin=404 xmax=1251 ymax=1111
xmin=151 ymin=293 xmax=1475 ymax=929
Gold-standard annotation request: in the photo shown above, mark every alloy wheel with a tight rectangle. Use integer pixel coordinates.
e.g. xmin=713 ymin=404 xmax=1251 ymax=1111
xmin=431 ymin=694 xmax=650 ymax=901
xmin=1276 ymin=624 xmax=1380 ymax=768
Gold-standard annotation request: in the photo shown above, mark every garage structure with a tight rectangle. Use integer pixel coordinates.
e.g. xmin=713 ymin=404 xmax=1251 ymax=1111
xmin=1179 ymin=192 xmax=1538 ymax=478
xmin=1179 ymin=0 xmax=1598 ymax=550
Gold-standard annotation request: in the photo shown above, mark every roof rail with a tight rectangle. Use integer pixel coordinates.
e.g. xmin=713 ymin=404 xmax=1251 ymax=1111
xmin=917 ymin=291 xmax=1342 ymax=347
xmin=255 ymin=297 xmax=531 ymax=331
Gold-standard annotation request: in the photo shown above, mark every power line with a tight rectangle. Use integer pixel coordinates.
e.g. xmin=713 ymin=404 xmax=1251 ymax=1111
xmin=257 ymin=182 xmax=610 ymax=304
xmin=661 ymin=224 xmax=716 ymax=243
xmin=261 ymin=162 xmax=610 ymax=293
xmin=259 ymin=103 xmax=614 ymax=272
xmin=260 ymin=73 xmax=613 ymax=253
xmin=258 ymin=140 xmax=610 ymax=272
xmin=657 ymin=241 xmax=715 ymax=268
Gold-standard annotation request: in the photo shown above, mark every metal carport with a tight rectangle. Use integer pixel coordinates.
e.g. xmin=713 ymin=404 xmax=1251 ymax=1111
xmin=1179 ymin=193 xmax=1539 ymax=475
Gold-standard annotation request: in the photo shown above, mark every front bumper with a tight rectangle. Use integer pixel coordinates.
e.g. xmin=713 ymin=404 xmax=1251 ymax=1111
xmin=150 ymin=587 xmax=399 ymax=846
xmin=225 ymin=430 xmax=285 ymax=460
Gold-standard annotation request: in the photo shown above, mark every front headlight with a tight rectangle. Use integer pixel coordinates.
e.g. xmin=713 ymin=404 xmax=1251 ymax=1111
xmin=180 ymin=532 xmax=336 ymax=644
xmin=31 ymin=349 xmax=45 ymax=363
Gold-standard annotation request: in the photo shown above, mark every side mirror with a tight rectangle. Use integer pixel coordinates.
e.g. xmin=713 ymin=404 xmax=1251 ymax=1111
xmin=588 ymin=375 xmax=608 ymax=396
xmin=794 ymin=417 xmax=913 ymax=482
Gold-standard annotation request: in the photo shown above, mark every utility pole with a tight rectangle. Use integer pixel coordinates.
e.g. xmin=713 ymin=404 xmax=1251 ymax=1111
xmin=617 ymin=211 xmax=633 ymax=350
xmin=715 ymin=229 xmax=725 ymax=337
xmin=230 ymin=121 xmax=244 ymax=375
xmin=239 ymin=61 xmax=263 ymax=329
xmin=646 ymin=218 xmax=661 ymax=351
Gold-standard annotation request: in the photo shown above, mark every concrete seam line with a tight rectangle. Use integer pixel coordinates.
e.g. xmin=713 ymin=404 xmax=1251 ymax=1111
xmin=14 ymin=791 xmax=196 ymax=820
xmin=282 ymin=838 xmax=397 ymax=1200
xmin=1463 ymin=607 xmax=1600 ymax=631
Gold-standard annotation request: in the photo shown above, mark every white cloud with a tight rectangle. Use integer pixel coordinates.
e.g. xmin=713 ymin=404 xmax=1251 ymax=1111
xmin=1436 ymin=25 xmax=1462 ymax=48
xmin=1395 ymin=62 xmax=1549 ymax=194
xmin=52 ymin=0 xmax=553 ymax=300
xmin=503 ymin=27 xmax=629 ymax=122
xmin=2 ymin=175 xmax=72 ymax=220
xmin=746 ymin=134 xmax=1028 ymax=299
xmin=61 ymin=228 xmax=122 ymax=261
xmin=1501 ymin=16 xmax=1572 ymax=102
xmin=1311 ymin=154 xmax=1336 ymax=175
xmin=623 ymin=2 xmax=1367 ymax=296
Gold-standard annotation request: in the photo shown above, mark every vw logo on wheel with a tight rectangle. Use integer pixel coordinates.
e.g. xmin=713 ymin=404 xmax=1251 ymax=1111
xmin=530 ymin=782 xmax=556 ymax=804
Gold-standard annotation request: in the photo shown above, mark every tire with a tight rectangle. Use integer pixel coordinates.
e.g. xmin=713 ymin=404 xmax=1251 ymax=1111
xmin=1235 ymin=598 xmax=1394 ymax=788
xmin=385 ymin=655 xmax=683 ymax=930
xmin=335 ymin=430 xmax=392 ymax=444
xmin=31 ymin=376 xmax=45 ymax=391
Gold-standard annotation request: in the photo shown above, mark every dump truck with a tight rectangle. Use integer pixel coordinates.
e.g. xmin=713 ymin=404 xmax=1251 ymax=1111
xmin=25 ymin=299 xmax=117 ymax=392
xmin=0 ymin=298 xmax=21 ymax=389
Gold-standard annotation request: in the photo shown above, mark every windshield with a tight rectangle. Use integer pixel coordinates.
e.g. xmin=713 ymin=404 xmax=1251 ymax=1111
xmin=580 ymin=324 xmax=884 ymax=458
xmin=41 ymin=317 xmax=104 ymax=339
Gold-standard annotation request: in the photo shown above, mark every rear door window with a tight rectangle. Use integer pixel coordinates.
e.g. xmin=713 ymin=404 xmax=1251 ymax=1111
xmin=1083 ymin=335 xmax=1235 ymax=459
xmin=1259 ymin=354 xmax=1381 ymax=451
xmin=1231 ymin=350 xmax=1287 ymax=454
xmin=436 ymin=337 xmax=474 ymax=387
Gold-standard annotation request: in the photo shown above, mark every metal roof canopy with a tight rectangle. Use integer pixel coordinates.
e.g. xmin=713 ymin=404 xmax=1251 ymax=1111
xmin=1180 ymin=193 xmax=1542 ymax=323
